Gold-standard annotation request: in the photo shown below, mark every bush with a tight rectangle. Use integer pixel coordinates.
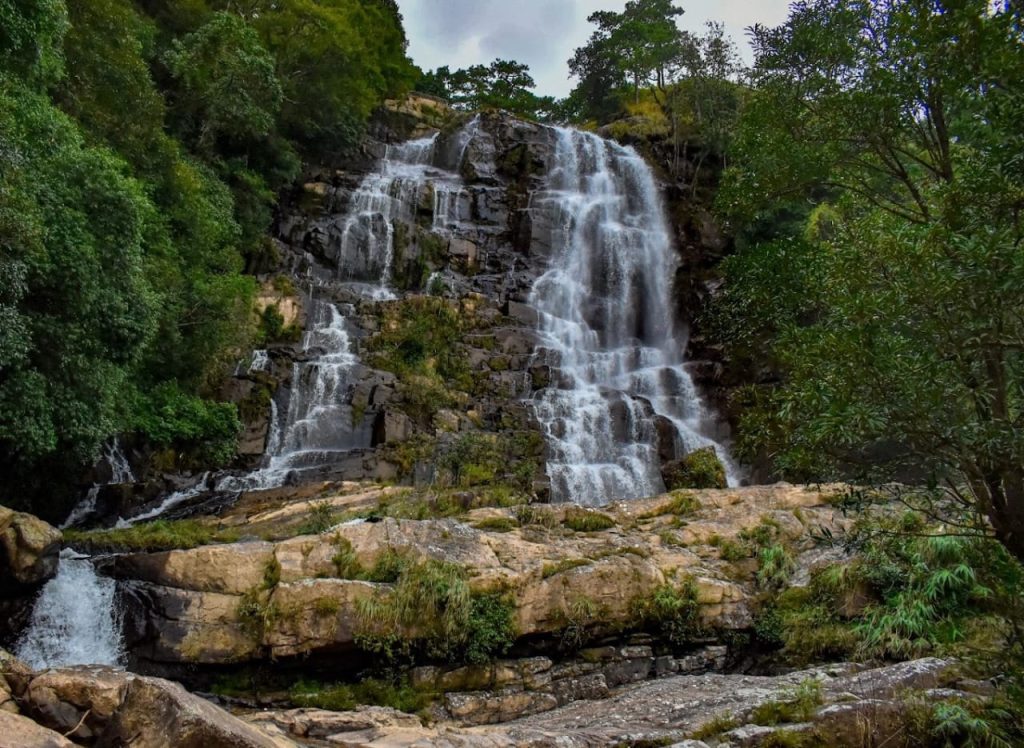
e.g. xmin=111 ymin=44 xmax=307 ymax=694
xmin=356 ymin=558 xmax=515 ymax=664
xmin=663 ymin=447 xmax=727 ymax=490
xmin=633 ymin=579 xmax=702 ymax=647
xmin=131 ymin=382 xmax=241 ymax=466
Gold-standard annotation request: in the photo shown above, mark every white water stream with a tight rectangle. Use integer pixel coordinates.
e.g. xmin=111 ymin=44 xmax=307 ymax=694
xmin=529 ymin=127 xmax=737 ymax=505
xmin=16 ymin=551 xmax=124 ymax=669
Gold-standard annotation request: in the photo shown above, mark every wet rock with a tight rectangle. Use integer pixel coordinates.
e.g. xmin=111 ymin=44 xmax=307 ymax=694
xmin=0 ymin=507 xmax=61 ymax=596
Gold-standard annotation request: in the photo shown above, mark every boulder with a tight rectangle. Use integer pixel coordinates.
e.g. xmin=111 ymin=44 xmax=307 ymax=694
xmin=0 ymin=507 xmax=62 ymax=596
xmin=25 ymin=667 xmax=294 ymax=747
xmin=0 ymin=710 xmax=75 ymax=748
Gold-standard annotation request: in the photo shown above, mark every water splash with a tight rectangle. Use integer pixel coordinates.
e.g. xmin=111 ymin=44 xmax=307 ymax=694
xmin=16 ymin=551 xmax=124 ymax=669
xmin=528 ymin=127 xmax=738 ymax=505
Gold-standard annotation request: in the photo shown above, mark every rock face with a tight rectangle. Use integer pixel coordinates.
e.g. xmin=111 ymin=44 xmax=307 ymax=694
xmin=108 ymin=485 xmax=846 ymax=668
xmin=0 ymin=507 xmax=61 ymax=596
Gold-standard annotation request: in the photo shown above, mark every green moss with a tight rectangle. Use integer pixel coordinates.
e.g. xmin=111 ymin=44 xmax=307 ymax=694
xmin=664 ymin=447 xmax=727 ymax=490
xmin=563 ymin=507 xmax=616 ymax=532
xmin=313 ymin=597 xmax=341 ymax=616
xmin=473 ymin=516 xmax=517 ymax=533
xmin=718 ymin=538 xmax=749 ymax=562
xmin=542 ymin=558 xmax=591 ymax=579
xmin=64 ymin=520 xmax=239 ymax=553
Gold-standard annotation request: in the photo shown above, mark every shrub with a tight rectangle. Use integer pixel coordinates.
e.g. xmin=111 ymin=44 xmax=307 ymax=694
xmin=300 ymin=500 xmax=337 ymax=535
xmin=757 ymin=544 xmax=796 ymax=590
xmin=633 ymin=579 xmax=702 ymax=647
xmin=331 ymin=536 xmax=364 ymax=579
xmin=464 ymin=592 xmax=517 ymax=665
xmin=355 ymin=558 xmax=515 ymax=664
xmin=663 ymin=447 xmax=726 ymax=490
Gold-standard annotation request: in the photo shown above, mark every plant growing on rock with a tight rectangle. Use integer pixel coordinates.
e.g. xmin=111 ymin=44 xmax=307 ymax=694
xmin=355 ymin=558 xmax=516 ymax=665
xmin=663 ymin=447 xmax=727 ymax=490
xmin=632 ymin=579 xmax=702 ymax=647
xmin=563 ymin=507 xmax=616 ymax=532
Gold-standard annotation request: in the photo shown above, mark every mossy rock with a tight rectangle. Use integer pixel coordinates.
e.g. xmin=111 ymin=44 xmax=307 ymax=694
xmin=662 ymin=447 xmax=727 ymax=490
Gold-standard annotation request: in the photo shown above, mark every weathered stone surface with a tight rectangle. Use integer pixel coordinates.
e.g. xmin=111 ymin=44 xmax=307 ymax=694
xmin=445 ymin=688 xmax=559 ymax=726
xmin=0 ymin=710 xmax=75 ymax=747
xmin=241 ymin=658 xmax=967 ymax=748
xmin=110 ymin=485 xmax=854 ymax=666
xmin=0 ymin=507 xmax=61 ymax=595
xmin=24 ymin=667 xmax=294 ymax=747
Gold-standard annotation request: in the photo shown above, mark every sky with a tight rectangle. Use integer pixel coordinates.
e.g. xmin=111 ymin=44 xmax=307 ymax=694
xmin=395 ymin=0 xmax=793 ymax=98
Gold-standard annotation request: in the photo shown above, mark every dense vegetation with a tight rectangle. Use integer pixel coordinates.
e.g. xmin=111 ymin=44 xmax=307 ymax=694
xmin=0 ymin=0 xmax=416 ymax=514
xmin=711 ymin=0 xmax=1024 ymax=563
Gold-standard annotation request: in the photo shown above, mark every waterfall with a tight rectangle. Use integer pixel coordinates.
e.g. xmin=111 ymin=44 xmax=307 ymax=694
xmin=16 ymin=551 xmax=123 ymax=669
xmin=62 ymin=438 xmax=136 ymax=529
xmin=215 ymin=134 xmax=470 ymax=494
xmin=528 ymin=127 xmax=737 ymax=505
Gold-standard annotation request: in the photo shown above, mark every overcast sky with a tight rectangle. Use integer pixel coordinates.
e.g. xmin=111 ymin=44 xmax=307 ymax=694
xmin=395 ymin=0 xmax=793 ymax=98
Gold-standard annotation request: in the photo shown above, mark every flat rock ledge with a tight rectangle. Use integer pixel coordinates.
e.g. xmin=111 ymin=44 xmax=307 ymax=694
xmin=109 ymin=484 xmax=854 ymax=666
xmin=246 ymin=657 xmax=980 ymax=747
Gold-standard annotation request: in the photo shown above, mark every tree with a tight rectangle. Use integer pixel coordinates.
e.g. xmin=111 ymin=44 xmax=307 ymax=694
xmin=571 ymin=0 xmax=685 ymax=106
xmin=425 ymin=59 xmax=554 ymax=120
xmin=715 ymin=0 xmax=1024 ymax=560
xmin=0 ymin=0 xmax=67 ymax=84
xmin=164 ymin=12 xmax=282 ymax=151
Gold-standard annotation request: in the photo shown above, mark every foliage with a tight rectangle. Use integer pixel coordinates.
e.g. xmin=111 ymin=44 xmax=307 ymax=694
xmin=421 ymin=59 xmax=555 ymax=121
xmin=63 ymin=519 xmax=239 ymax=552
xmin=750 ymin=679 xmax=823 ymax=725
xmin=664 ymin=447 xmax=727 ymax=490
xmin=757 ymin=508 xmax=1023 ymax=669
xmin=714 ymin=0 xmax=1024 ymax=562
xmin=0 ymin=0 xmax=416 ymax=513
xmin=355 ymin=557 xmax=516 ymax=664
xmin=130 ymin=382 xmax=241 ymax=465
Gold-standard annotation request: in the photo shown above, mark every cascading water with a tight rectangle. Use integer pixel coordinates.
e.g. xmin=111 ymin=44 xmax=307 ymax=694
xmin=16 ymin=550 xmax=123 ymax=669
xmin=529 ymin=127 xmax=737 ymax=505
xmin=217 ymin=297 xmax=364 ymax=492
xmin=62 ymin=439 xmax=136 ymax=529
xmin=213 ymin=134 xmax=468 ymax=494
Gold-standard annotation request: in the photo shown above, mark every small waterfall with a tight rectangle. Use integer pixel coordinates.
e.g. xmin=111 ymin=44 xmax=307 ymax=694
xmin=529 ymin=127 xmax=737 ymax=505
xmin=336 ymin=134 xmax=465 ymax=297
xmin=62 ymin=438 xmax=136 ymax=529
xmin=16 ymin=551 xmax=123 ymax=669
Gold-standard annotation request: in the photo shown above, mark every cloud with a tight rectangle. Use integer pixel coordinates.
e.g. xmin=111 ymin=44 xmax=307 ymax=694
xmin=396 ymin=0 xmax=791 ymax=97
